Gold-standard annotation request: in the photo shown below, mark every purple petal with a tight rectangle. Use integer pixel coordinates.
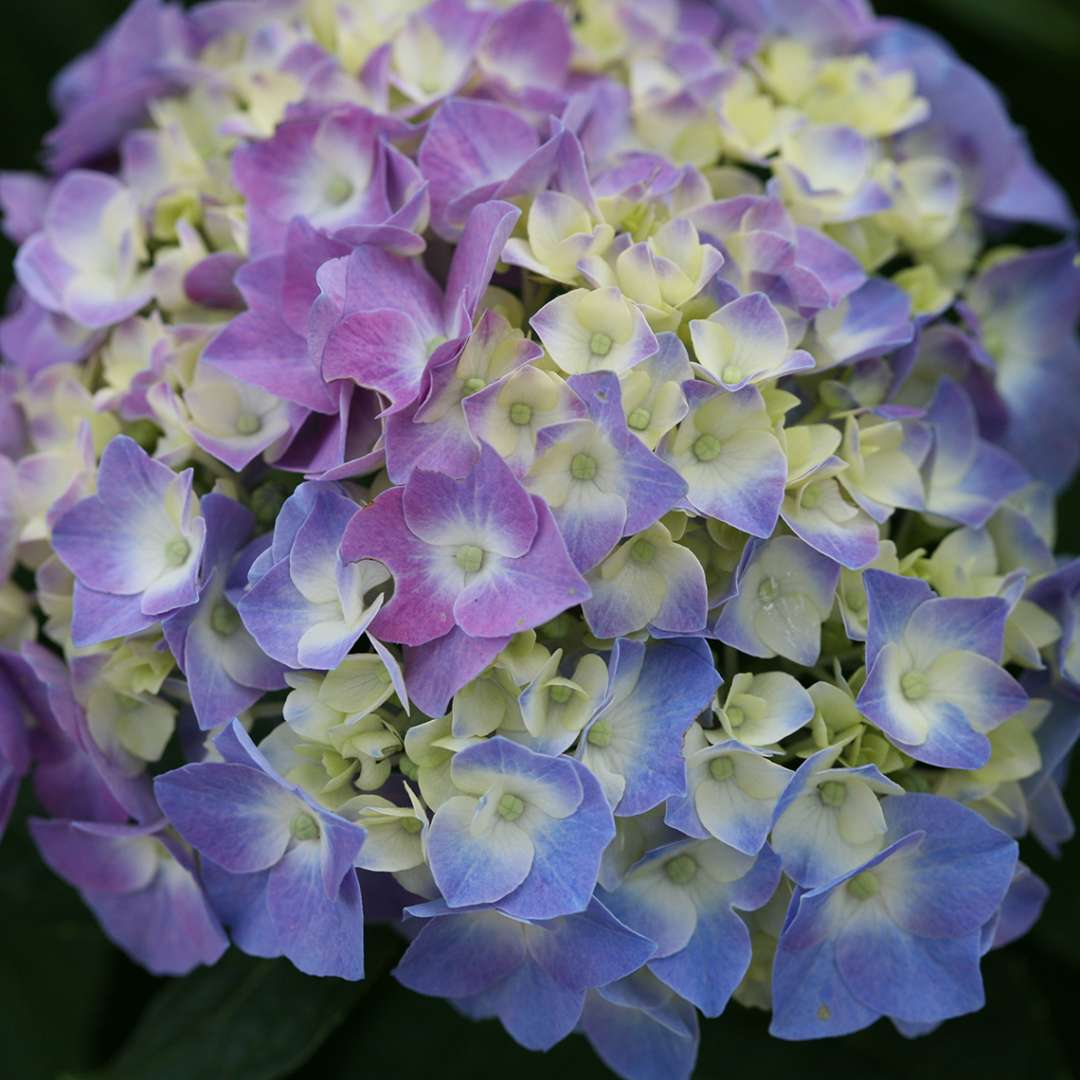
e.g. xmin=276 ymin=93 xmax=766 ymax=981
xmin=419 ymin=99 xmax=540 ymax=239
xmin=582 ymin=982 xmax=699 ymax=1080
xmin=443 ymin=200 xmax=520 ymax=326
xmin=268 ymin=843 xmax=365 ymax=980
xmin=403 ymin=628 xmax=509 ymax=717
xmin=70 ymin=583 xmax=156 ymax=647
xmin=582 ymin=638 xmax=720 ymax=816
xmin=454 ymin=497 xmax=589 ymax=638
xmin=86 ymin=855 xmax=228 ymax=976
xmin=30 ymin=817 xmax=159 ymax=893
xmin=404 ymin=444 xmax=537 ymax=558
xmin=343 ymin=487 xmax=457 ymax=647
xmin=154 ymin=762 xmax=297 ymax=873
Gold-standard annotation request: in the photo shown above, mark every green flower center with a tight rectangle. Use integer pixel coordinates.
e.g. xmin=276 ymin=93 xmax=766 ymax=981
xmin=290 ymin=811 xmax=320 ymax=842
xmin=509 ymin=402 xmax=533 ymax=426
xmin=401 ymin=817 xmax=423 ymax=835
xmin=549 ymin=684 xmax=573 ymax=705
xmin=846 ymin=871 xmax=879 ymax=901
xmin=455 ymin=545 xmax=485 ymax=574
xmin=497 ymin=793 xmax=525 ymax=821
xmin=757 ymin=576 xmax=780 ymax=604
xmin=587 ymin=719 xmax=613 ymax=748
xmin=324 ymin=175 xmax=355 ymax=206
xmin=165 ymin=538 xmax=191 ymax=567
xmin=819 ymin=780 xmax=847 ymax=807
xmin=463 ymin=376 xmax=486 ymax=395
xmin=627 ymin=407 xmax=651 ymax=431
xmin=630 ymin=538 xmax=656 ymax=564
xmin=210 ymin=602 xmax=241 ymax=637
xmin=426 ymin=335 xmax=448 ymax=356
xmin=726 ymin=705 xmax=745 ymax=728
xmin=571 ymin=453 xmax=598 ymax=481
xmin=692 ymin=433 xmax=722 ymax=462
xmin=800 ymin=485 xmax=822 ymax=510
xmin=900 ymin=670 xmax=928 ymax=701
xmin=235 ymin=412 xmax=261 ymax=436
xmin=590 ymin=332 xmax=613 ymax=357
xmin=709 ymin=756 xmax=735 ymax=781
xmin=721 ymin=364 xmax=743 ymax=385
xmin=665 ymin=854 xmax=698 ymax=885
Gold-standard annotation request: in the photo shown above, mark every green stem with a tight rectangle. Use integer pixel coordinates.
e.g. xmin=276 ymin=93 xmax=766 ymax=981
xmin=722 ymin=645 xmax=738 ymax=685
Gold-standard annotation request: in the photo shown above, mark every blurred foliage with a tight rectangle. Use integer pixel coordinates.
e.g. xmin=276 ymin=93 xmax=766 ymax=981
xmin=1 ymin=2 xmax=1079 ymax=1078
xmin=75 ymin=932 xmax=399 ymax=1080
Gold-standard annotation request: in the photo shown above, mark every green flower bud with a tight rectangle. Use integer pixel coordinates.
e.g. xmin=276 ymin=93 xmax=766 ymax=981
xmin=692 ymin=434 xmax=722 ymax=462
xmin=846 ymin=871 xmax=879 ymax=901
xmin=290 ymin=812 xmax=320 ymax=842
xmin=497 ymin=793 xmax=526 ymax=821
xmin=455 ymin=545 xmax=485 ymax=573
xmin=709 ymin=756 xmax=735 ymax=781
xmin=165 ymin=538 xmax=191 ymax=567
xmin=819 ymin=780 xmax=847 ymax=807
xmin=509 ymin=402 xmax=533 ymax=426
xmin=900 ymin=670 xmax=928 ymax=701
xmin=571 ymin=453 xmax=598 ymax=480
xmin=664 ymin=854 xmax=698 ymax=885
xmin=587 ymin=719 xmax=613 ymax=748
xmin=210 ymin=602 xmax=241 ymax=636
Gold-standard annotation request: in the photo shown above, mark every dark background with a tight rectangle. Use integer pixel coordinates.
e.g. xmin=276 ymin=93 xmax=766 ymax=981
xmin=1 ymin=3 xmax=1079 ymax=1078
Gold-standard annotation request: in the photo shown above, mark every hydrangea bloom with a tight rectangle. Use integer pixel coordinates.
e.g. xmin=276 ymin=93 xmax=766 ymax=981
xmin=770 ymin=794 xmax=1017 ymax=1038
xmin=51 ymin=434 xmax=206 ymax=645
xmin=154 ymin=722 xmax=367 ymax=979
xmin=2 ymin=2 xmax=1079 ymax=1077
xmin=238 ymin=481 xmax=390 ymax=670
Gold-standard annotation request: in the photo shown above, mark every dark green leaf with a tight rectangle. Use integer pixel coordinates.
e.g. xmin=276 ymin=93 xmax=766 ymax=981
xmin=304 ymin=976 xmax=602 ymax=1079
xmin=79 ymin=930 xmax=400 ymax=1080
xmin=920 ymin=0 xmax=1080 ymax=61
xmin=0 ymin=802 xmax=119 ymax=1080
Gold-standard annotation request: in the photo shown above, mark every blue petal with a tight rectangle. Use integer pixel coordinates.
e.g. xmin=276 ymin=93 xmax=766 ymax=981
xmin=770 ymin=929 xmax=879 ymax=1040
xmin=835 ymin=917 xmax=984 ymax=1024
xmin=394 ymin=908 xmax=527 ymax=998
xmin=427 ymin=795 xmax=534 ymax=908
xmin=201 ymin=861 xmax=282 ymax=960
xmin=530 ymin=898 xmax=655 ymax=991
xmin=649 ymin=900 xmax=751 ymax=1017
xmin=499 ymin=757 xmax=614 ymax=919
xmin=268 ymin=842 xmax=364 ymax=979
xmin=879 ymin=793 xmax=1018 ymax=937
xmin=863 ymin=569 xmax=933 ymax=669
xmin=482 ymin=960 xmax=584 ymax=1051
xmin=582 ymin=985 xmax=699 ymax=1080
xmin=582 ymin=638 xmax=720 ymax=817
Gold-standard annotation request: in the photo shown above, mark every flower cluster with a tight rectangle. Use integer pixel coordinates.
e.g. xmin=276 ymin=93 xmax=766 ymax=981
xmin=3 ymin=1 xmax=1080 ymax=1075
